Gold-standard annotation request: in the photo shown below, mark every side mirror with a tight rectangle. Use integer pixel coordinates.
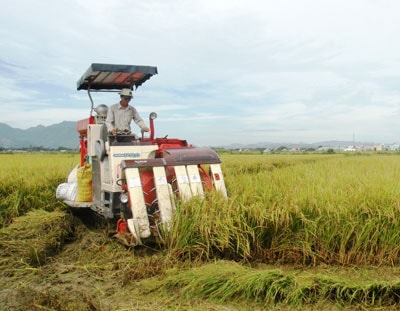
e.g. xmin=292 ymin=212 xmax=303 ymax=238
xmin=149 ymin=112 xmax=157 ymax=140
xmin=149 ymin=112 xmax=157 ymax=120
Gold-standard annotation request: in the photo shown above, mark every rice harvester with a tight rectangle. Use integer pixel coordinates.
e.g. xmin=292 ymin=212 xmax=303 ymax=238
xmin=56 ymin=63 xmax=227 ymax=245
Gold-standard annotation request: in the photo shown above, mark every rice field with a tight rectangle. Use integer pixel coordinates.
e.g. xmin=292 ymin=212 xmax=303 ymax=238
xmin=2 ymin=151 xmax=400 ymax=310
xmin=0 ymin=153 xmax=77 ymax=225
xmin=167 ymin=153 xmax=400 ymax=266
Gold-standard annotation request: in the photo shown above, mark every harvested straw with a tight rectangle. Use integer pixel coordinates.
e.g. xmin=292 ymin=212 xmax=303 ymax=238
xmin=0 ymin=209 xmax=73 ymax=270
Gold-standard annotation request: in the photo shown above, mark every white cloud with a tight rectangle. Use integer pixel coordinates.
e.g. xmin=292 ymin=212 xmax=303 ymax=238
xmin=1 ymin=0 xmax=400 ymax=146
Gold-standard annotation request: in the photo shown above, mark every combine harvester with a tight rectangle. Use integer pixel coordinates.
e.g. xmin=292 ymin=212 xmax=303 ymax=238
xmin=56 ymin=63 xmax=227 ymax=246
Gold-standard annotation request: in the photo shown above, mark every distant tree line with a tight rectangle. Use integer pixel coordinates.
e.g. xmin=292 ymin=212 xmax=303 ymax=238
xmin=0 ymin=146 xmax=78 ymax=152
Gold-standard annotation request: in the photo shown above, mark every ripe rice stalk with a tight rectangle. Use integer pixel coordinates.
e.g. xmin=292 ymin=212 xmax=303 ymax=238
xmin=166 ymin=193 xmax=254 ymax=261
xmin=0 ymin=153 xmax=79 ymax=226
xmin=163 ymin=153 xmax=400 ymax=265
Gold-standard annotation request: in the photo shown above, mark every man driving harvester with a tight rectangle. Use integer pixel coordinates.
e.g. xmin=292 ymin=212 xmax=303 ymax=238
xmin=105 ymin=88 xmax=150 ymax=136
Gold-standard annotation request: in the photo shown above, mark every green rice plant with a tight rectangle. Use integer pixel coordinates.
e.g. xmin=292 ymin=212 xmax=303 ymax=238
xmin=311 ymin=274 xmax=400 ymax=306
xmin=162 ymin=260 xmax=295 ymax=305
xmin=156 ymin=260 xmax=400 ymax=308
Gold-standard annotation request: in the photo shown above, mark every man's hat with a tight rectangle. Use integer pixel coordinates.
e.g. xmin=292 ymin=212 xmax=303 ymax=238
xmin=119 ymin=88 xmax=133 ymax=97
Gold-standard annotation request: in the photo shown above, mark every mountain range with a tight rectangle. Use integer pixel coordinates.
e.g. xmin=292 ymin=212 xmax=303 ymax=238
xmin=0 ymin=122 xmax=78 ymax=149
xmin=0 ymin=122 xmax=377 ymax=150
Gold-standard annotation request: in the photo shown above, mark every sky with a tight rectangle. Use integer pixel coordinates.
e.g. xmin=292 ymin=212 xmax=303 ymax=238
xmin=1 ymin=0 xmax=400 ymax=147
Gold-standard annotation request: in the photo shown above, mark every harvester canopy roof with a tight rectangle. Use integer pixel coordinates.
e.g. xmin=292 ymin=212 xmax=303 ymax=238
xmin=77 ymin=63 xmax=158 ymax=91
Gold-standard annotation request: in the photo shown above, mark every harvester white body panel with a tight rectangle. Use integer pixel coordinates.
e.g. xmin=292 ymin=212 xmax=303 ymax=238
xmin=124 ymin=167 xmax=151 ymax=239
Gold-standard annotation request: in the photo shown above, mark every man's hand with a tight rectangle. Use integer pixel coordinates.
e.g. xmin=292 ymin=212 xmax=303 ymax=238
xmin=142 ymin=126 xmax=150 ymax=132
